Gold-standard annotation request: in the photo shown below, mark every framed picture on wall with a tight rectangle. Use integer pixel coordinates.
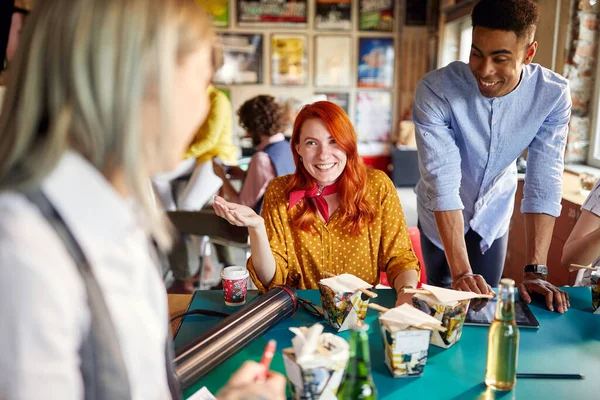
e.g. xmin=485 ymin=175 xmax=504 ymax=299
xmin=314 ymin=35 xmax=352 ymax=87
xmin=355 ymin=91 xmax=392 ymax=142
xmin=196 ymin=0 xmax=230 ymax=28
xmin=314 ymin=0 xmax=351 ymax=31
xmin=358 ymin=0 xmax=395 ymax=31
xmin=316 ymin=92 xmax=350 ymax=114
xmin=237 ymin=0 xmax=307 ymax=27
xmin=271 ymin=34 xmax=308 ymax=86
xmin=213 ymin=33 xmax=263 ymax=85
xmin=357 ymin=37 xmax=394 ymax=89
xmin=278 ymin=94 xmax=328 ymax=135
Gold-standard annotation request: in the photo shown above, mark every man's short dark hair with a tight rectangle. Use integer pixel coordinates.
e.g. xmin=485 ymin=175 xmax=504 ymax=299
xmin=472 ymin=0 xmax=540 ymax=40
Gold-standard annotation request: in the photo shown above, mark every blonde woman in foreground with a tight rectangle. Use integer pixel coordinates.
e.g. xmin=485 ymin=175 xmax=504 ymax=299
xmin=0 ymin=0 xmax=284 ymax=399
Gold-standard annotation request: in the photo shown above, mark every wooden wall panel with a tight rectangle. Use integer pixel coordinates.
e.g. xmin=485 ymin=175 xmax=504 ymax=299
xmin=400 ymin=26 xmax=429 ymax=119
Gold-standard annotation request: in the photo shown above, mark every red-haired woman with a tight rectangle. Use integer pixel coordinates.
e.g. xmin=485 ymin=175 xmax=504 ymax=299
xmin=214 ymin=101 xmax=419 ymax=305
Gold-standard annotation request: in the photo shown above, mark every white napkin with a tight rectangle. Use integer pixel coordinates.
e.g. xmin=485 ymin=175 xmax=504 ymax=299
xmin=379 ymin=304 xmax=444 ymax=332
xmin=319 ymin=273 xmax=373 ymax=294
xmin=418 ymin=283 xmax=483 ymax=305
xmin=288 ymin=323 xmax=348 ymax=367
xmin=188 ymin=387 xmax=216 ymax=400
xmin=289 ymin=324 xmax=324 ymax=364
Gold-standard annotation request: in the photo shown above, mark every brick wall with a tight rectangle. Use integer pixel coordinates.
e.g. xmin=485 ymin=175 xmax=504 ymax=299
xmin=564 ymin=0 xmax=600 ymax=163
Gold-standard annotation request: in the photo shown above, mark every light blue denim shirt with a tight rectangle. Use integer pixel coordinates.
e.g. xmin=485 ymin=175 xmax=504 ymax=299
xmin=413 ymin=61 xmax=571 ymax=253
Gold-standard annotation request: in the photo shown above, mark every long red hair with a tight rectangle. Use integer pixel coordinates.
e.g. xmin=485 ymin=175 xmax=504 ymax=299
xmin=287 ymin=101 xmax=375 ymax=236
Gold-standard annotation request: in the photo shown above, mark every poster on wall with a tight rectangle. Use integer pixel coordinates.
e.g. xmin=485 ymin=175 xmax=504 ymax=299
xmin=357 ymin=37 xmax=394 ymax=89
xmin=278 ymin=94 xmax=328 ymax=135
xmin=316 ymin=92 xmax=349 ymax=114
xmin=213 ymin=33 xmax=263 ymax=85
xmin=355 ymin=91 xmax=392 ymax=142
xmin=237 ymin=0 xmax=307 ymax=27
xmin=196 ymin=0 xmax=229 ymax=27
xmin=359 ymin=0 xmax=394 ymax=31
xmin=271 ymin=34 xmax=308 ymax=86
xmin=314 ymin=0 xmax=351 ymax=30
xmin=314 ymin=36 xmax=352 ymax=87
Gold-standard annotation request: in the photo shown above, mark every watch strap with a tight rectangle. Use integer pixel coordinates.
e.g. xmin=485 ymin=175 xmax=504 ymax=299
xmin=524 ymin=264 xmax=549 ymax=276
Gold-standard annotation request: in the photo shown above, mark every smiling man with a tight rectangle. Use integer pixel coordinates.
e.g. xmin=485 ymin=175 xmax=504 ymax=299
xmin=413 ymin=0 xmax=572 ymax=313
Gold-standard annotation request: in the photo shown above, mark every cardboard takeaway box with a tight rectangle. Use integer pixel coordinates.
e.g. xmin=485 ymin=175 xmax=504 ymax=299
xmin=377 ymin=304 xmax=444 ymax=378
xmin=282 ymin=324 xmax=349 ymax=400
xmin=411 ymin=284 xmax=482 ymax=349
xmin=317 ymin=274 xmax=374 ymax=332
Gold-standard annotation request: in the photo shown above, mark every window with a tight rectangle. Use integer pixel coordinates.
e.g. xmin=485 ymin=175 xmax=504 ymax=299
xmin=439 ymin=16 xmax=472 ymax=68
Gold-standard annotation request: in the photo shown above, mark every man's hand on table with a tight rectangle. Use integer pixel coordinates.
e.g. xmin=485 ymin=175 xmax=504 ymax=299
xmin=451 ymin=273 xmax=494 ymax=311
xmin=518 ymin=273 xmax=570 ymax=314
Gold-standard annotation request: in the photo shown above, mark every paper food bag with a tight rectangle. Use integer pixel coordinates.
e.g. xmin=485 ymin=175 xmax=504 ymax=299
xmin=283 ymin=324 xmax=349 ymax=400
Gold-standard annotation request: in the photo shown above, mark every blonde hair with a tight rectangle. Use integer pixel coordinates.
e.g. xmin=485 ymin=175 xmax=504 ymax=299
xmin=0 ymin=0 xmax=214 ymax=250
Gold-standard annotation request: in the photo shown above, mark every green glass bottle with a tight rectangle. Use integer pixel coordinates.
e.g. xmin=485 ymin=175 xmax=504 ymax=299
xmin=337 ymin=323 xmax=377 ymax=400
xmin=485 ymin=278 xmax=520 ymax=391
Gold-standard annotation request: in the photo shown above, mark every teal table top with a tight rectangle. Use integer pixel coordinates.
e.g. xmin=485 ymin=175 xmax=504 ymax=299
xmin=174 ymin=287 xmax=600 ymax=399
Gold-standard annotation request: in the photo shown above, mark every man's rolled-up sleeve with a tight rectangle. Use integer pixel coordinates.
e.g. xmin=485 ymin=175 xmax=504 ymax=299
xmin=522 ymin=85 xmax=571 ymax=217
xmin=413 ymin=80 xmax=464 ymax=212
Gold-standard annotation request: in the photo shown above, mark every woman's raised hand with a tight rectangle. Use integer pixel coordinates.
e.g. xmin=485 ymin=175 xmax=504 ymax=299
xmin=213 ymin=195 xmax=263 ymax=229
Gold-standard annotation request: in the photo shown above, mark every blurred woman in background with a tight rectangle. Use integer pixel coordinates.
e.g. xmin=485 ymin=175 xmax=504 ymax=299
xmin=213 ymin=95 xmax=295 ymax=213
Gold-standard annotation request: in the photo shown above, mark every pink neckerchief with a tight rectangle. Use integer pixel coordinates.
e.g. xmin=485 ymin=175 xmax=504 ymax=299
xmin=288 ymin=183 xmax=339 ymax=223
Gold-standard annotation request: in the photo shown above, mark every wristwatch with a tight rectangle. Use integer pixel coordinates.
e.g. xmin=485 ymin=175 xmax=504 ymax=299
xmin=524 ymin=264 xmax=549 ymax=277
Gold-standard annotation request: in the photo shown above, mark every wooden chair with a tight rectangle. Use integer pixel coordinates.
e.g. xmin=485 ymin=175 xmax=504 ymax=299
xmin=167 ymin=209 xmax=251 ymax=257
xmin=167 ymin=210 xmax=251 ymax=287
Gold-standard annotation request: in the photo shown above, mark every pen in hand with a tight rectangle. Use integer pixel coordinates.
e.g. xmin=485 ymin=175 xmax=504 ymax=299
xmin=256 ymin=339 xmax=277 ymax=383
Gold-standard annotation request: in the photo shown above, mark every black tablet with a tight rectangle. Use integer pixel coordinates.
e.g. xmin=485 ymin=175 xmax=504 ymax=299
xmin=465 ymin=299 xmax=540 ymax=329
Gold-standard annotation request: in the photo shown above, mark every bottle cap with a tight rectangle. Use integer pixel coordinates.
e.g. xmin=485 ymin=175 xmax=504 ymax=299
xmin=500 ymin=278 xmax=515 ymax=286
xmin=351 ymin=321 xmax=369 ymax=331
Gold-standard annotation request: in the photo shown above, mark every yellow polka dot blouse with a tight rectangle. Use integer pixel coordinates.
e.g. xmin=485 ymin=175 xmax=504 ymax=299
xmin=247 ymin=168 xmax=420 ymax=291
